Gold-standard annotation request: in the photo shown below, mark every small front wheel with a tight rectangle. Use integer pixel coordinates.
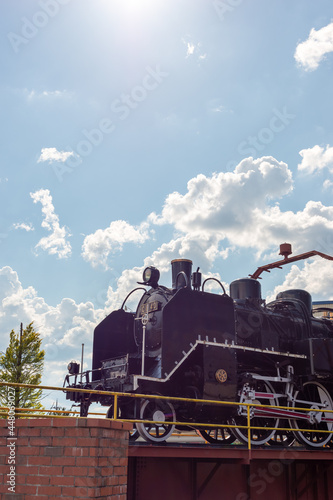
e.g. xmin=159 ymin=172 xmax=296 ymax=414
xmin=136 ymin=399 xmax=176 ymax=443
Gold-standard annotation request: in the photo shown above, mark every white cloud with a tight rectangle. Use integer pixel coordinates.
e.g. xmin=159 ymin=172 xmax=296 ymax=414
xmin=13 ymin=222 xmax=34 ymax=232
xmin=207 ymin=99 xmax=233 ymax=115
xmin=323 ymin=179 xmax=333 ymax=190
xmin=298 ymin=144 xmax=333 ymax=174
xmin=81 ymin=220 xmax=151 ymax=269
xmin=295 ymin=21 xmax=333 ymax=71
xmin=267 ymin=258 xmax=333 ymax=303
xmin=186 ymin=42 xmax=195 ymax=57
xmin=0 ymin=266 xmax=104 ymax=388
xmin=27 ymin=89 xmax=73 ymax=101
xmin=148 ymin=156 xmax=333 ymax=260
xmin=182 ymin=37 xmax=206 ymax=60
xmin=30 ymin=189 xmax=72 ymax=259
xmin=38 ymin=147 xmax=74 ymax=164
xmin=155 ymin=156 xmax=293 ymax=233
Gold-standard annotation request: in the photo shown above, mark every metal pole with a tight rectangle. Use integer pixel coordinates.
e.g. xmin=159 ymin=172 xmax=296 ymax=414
xmin=80 ymin=343 xmax=84 ymax=383
xmin=141 ymin=314 xmax=148 ymax=376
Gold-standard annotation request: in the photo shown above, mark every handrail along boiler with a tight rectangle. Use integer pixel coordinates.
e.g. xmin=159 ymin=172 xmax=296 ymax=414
xmin=64 ymin=244 xmax=333 ymax=447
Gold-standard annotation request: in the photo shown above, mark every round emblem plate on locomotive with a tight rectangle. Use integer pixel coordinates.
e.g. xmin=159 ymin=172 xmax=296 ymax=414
xmin=215 ymin=369 xmax=228 ymax=383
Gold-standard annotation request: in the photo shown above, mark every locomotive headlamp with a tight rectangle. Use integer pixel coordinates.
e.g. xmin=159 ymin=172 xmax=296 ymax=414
xmin=138 ymin=266 xmax=160 ymax=288
xmin=68 ymin=361 xmax=80 ymax=375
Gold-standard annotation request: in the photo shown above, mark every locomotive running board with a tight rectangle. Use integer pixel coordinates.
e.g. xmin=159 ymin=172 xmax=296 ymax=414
xmin=133 ymin=339 xmax=307 ymax=390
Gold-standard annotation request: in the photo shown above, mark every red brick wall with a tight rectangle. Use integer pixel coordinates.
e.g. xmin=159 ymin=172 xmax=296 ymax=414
xmin=0 ymin=417 xmax=132 ymax=499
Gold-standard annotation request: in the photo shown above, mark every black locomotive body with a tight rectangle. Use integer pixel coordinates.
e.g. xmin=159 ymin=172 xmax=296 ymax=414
xmin=65 ymin=248 xmax=333 ymax=447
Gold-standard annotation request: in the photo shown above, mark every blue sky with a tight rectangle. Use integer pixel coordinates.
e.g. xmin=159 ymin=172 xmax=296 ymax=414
xmin=1 ymin=0 xmax=333 ymax=400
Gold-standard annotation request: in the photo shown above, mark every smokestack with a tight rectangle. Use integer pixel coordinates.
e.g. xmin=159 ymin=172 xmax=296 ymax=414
xmin=171 ymin=259 xmax=192 ymax=290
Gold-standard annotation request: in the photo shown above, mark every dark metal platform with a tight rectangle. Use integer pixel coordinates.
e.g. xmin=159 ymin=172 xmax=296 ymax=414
xmin=129 ymin=441 xmax=333 ymax=461
xmin=127 ymin=442 xmax=333 ymax=500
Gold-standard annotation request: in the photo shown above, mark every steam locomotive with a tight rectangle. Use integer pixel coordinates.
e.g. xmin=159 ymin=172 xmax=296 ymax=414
xmin=64 ymin=244 xmax=333 ymax=448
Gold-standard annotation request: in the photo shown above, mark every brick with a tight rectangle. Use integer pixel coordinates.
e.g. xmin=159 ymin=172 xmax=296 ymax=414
xmin=101 ymin=466 xmax=117 ymax=477
xmin=119 ymin=475 xmax=128 ymax=485
xmin=75 ymin=476 xmax=101 ymax=488
xmin=39 ymin=465 xmax=63 ymax=476
xmin=104 ymin=457 xmax=121 ymax=466
xmin=96 ymin=457 xmax=109 ymax=467
xmin=41 ymin=427 xmax=64 ymax=437
xmin=76 ymin=456 xmax=98 ymax=467
xmin=86 ymin=486 xmax=101 ymax=498
xmin=16 ymin=464 xmax=37 ymax=475
xmin=26 ymin=474 xmax=50 ymax=485
xmin=38 ymin=485 xmax=62 ymax=496
xmin=108 ymin=475 xmax=119 ymax=486
xmin=14 ymin=484 xmax=38 ymax=495
xmin=114 ymin=466 xmax=126 ymax=476
xmin=63 ymin=466 xmax=88 ymax=476
xmin=100 ymin=486 xmax=115 ymax=496
xmin=65 ymin=427 xmax=90 ymax=437
xmin=76 ymin=437 xmax=100 ymax=447
xmin=25 ymin=419 xmax=52 ymax=428
xmin=88 ymin=447 xmax=103 ymax=457
xmin=20 ymin=465 xmax=39 ymax=475
xmin=89 ymin=428 xmax=104 ymax=437
xmin=101 ymin=486 xmax=119 ymax=500
xmin=30 ymin=437 xmax=52 ymax=447
xmin=61 ymin=486 xmax=88 ymax=497
xmin=87 ymin=466 xmax=102 ymax=477
xmin=18 ymin=428 xmax=40 ymax=437
xmin=76 ymin=418 xmax=88 ymax=427
xmin=43 ymin=446 xmax=63 ymax=457
xmin=52 ymin=418 xmax=78 ymax=427
xmin=2 ymin=494 xmax=25 ymax=500
xmin=65 ymin=446 xmax=89 ymax=457
xmin=28 ymin=456 xmax=51 ymax=466
xmin=16 ymin=455 xmax=28 ymax=466
xmin=85 ymin=418 xmax=106 ymax=427
xmin=15 ymin=474 xmax=26 ymax=484
xmin=100 ymin=438 xmax=118 ymax=450
xmin=18 ymin=446 xmax=40 ymax=456
xmin=52 ymin=456 xmax=75 ymax=466
xmin=50 ymin=475 xmax=75 ymax=486
xmin=52 ymin=437 xmax=76 ymax=446
xmin=13 ymin=437 xmax=29 ymax=446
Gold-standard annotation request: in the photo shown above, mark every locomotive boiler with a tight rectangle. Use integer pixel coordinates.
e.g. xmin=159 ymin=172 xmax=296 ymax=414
xmin=64 ymin=244 xmax=333 ymax=448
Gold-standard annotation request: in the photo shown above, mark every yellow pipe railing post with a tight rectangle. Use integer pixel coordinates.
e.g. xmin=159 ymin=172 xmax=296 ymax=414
xmin=247 ymin=404 xmax=252 ymax=457
xmin=113 ymin=394 xmax=118 ymax=420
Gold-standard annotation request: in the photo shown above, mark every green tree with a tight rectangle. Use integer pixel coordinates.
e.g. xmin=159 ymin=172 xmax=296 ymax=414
xmin=0 ymin=322 xmax=45 ymax=416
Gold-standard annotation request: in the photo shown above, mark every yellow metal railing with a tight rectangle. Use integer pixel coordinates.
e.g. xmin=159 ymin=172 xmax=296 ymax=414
xmin=1 ymin=380 xmax=333 ymax=453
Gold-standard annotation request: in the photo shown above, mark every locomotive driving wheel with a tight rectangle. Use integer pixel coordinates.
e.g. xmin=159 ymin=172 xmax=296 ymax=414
xmin=289 ymin=381 xmax=333 ymax=448
xmin=231 ymin=378 xmax=279 ymax=446
xmin=198 ymin=427 xmax=236 ymax=445
xmin=268 ymin=429 xmax=295 ymax=447
xmin=136 ymin=398 xmax=176 ymax=443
